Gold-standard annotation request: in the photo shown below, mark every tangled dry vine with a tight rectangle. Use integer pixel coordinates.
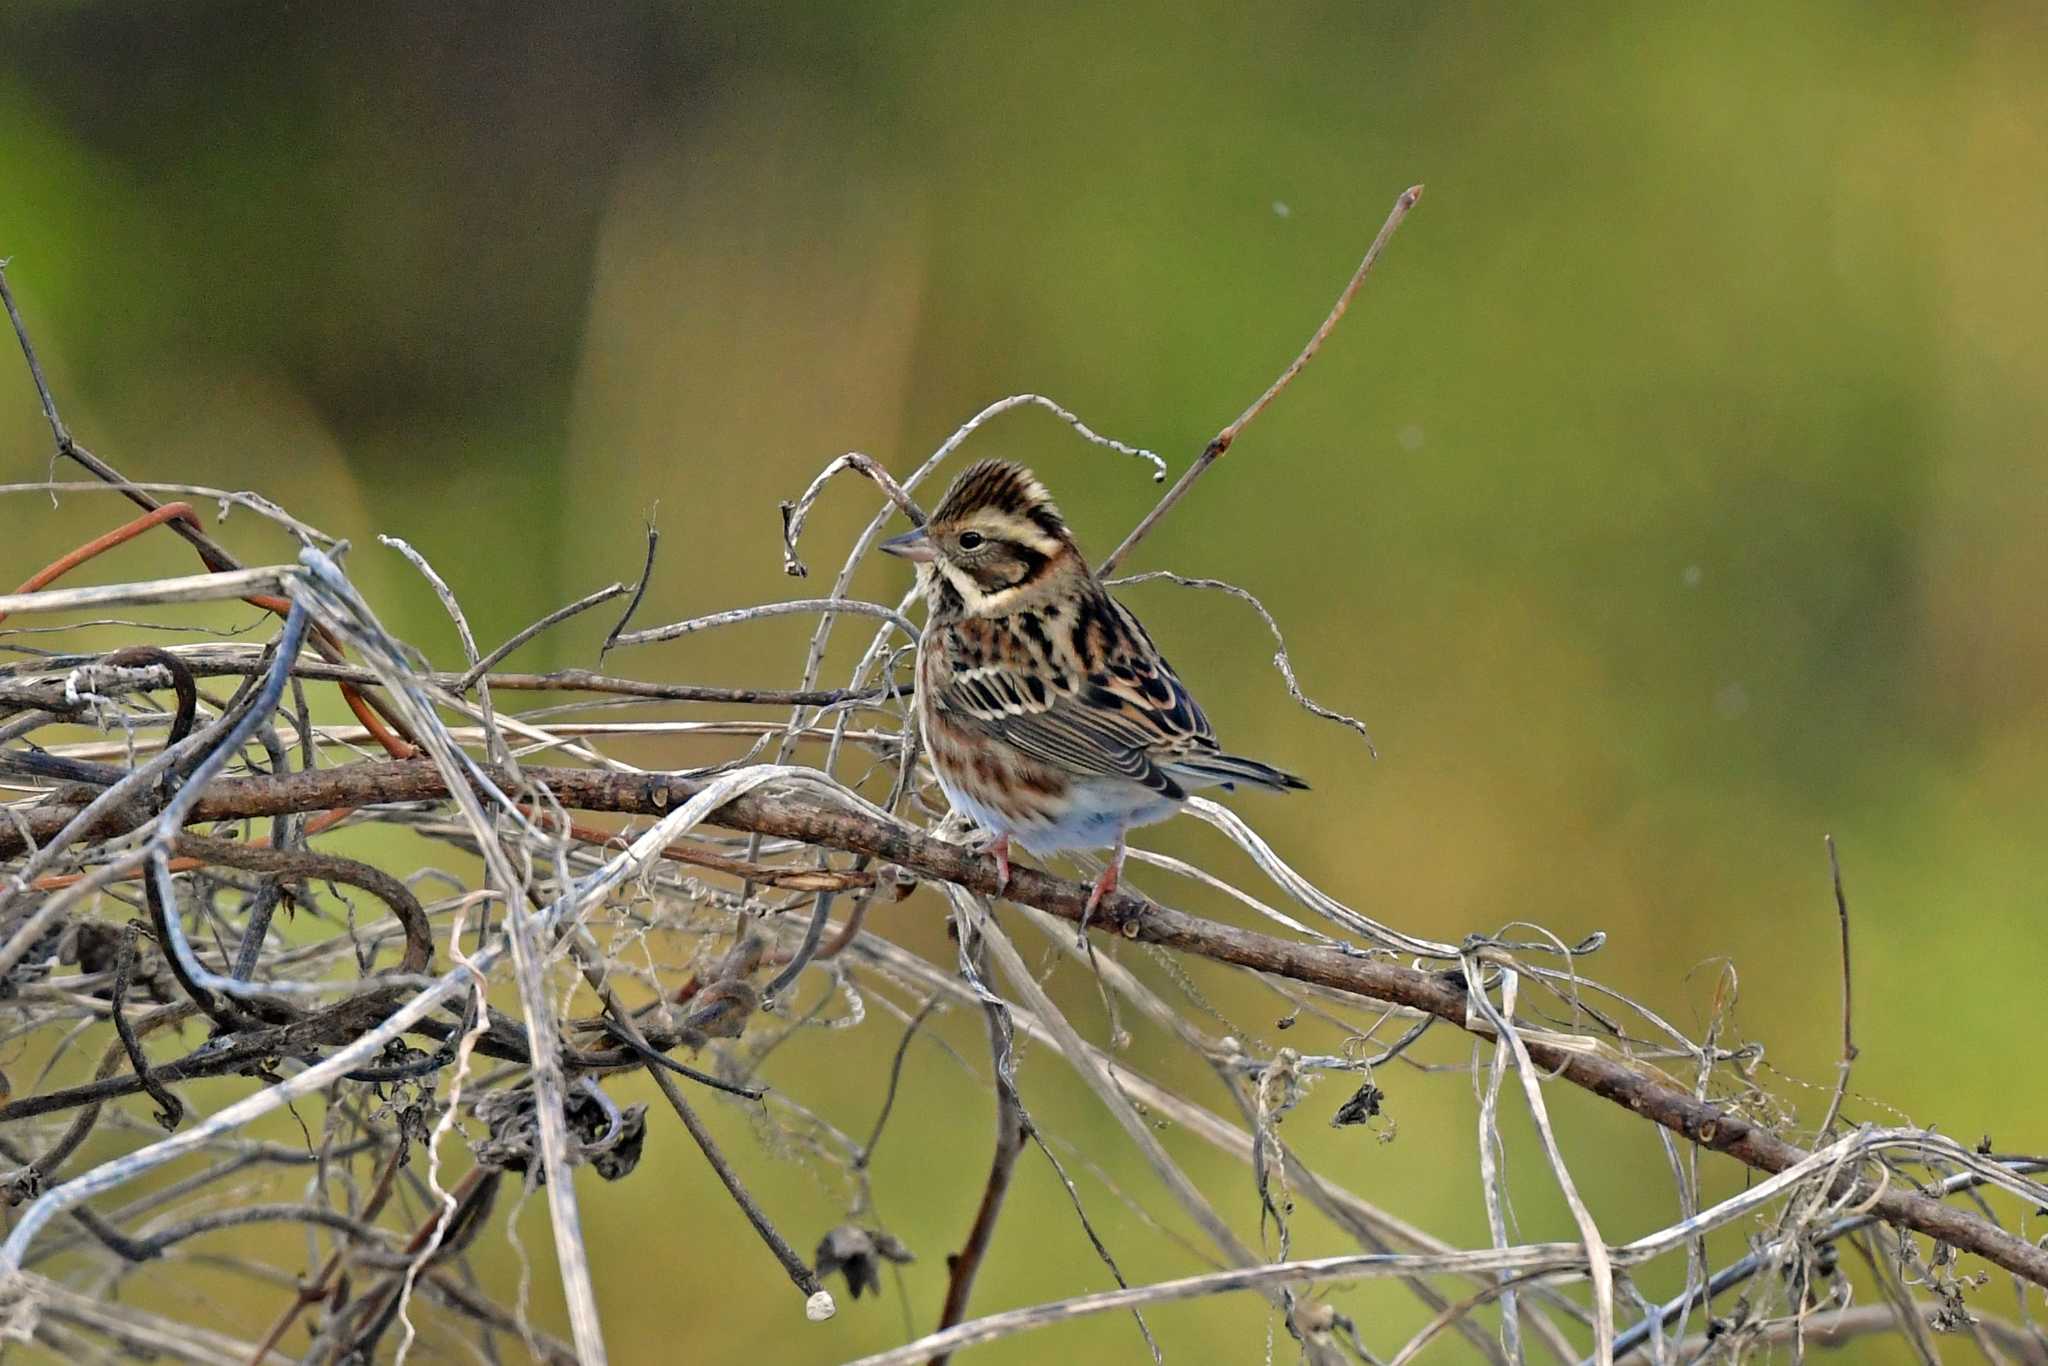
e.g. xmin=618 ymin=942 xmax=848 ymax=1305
xmin=2 ymin=191 xmax=2044 ymax=1366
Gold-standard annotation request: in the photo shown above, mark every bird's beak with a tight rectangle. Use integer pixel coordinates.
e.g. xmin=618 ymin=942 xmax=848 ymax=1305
xmin=878 ymin=526 xmax=937 ymax=563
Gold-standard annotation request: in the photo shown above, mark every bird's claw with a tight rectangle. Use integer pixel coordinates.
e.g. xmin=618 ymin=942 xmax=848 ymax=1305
xmin=1078 ymin=857 xmax=1120 ymax=940
xmin=985 ymin=834 xmax=1012 ymax=899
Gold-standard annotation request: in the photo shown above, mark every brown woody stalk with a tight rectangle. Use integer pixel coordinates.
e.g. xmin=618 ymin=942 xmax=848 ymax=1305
xmin=11 ymin=754 xmax=2047 ymax=1292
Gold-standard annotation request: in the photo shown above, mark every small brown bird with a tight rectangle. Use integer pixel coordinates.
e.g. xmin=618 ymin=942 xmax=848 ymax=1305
xmin=881 ymin=460 xmax=1308 ymax=916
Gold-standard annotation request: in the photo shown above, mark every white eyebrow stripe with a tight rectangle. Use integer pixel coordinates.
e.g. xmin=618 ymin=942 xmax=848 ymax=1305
xmin=969 ymin=512 xmax=1064 ymax=557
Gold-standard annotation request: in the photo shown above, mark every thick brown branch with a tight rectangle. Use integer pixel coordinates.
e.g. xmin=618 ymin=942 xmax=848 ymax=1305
xmin=12 ymin=756 xmax=2048 ymax=1289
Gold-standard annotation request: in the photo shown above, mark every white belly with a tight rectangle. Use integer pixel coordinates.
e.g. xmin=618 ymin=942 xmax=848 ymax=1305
xmin=934 ymin=768 xmax=1181 ymax=855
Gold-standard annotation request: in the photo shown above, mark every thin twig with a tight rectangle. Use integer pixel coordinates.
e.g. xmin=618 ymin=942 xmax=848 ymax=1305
xmin=1099 ymin=184 xmax=1423 ymax=576
xmin=1110 ymin=569 xmax=1375 ymax=754
xmin=931 ymin=922 xmax=1029 ymax=1361
xmin=1 ymin=502 xmax=206 ymax=614
xmin=780 ymin=452 xmax=930 ymax=577
xmin=1849 ymin=1228 xmax=1943 ymax=1365
xmin=381 ymin=534 xmax=512 ymax=767
xmin=610 ymin=598 xmax=920 ymax=651
xmin=840 ymin=1249 xmax=1605 ymax=1366
xmin=1023 ymin=1129 xmax=1165 ymax=1364
xmin=1817 ymin=834 xmax=1859 ymax=1139
xmin=109 ymin=925 xmax=183 ymax=1131
xmin=1663 ymin=1304 xmax=2048 ymax=1361
xmin=605 ymin=1003 xmax=835 ymax=1319
xmin=459 ymin=580 xmax=631 ymax=688
xmin=842 ymin=920 xmax=1526 ymax=1340
xmin=0 ymin=480 xmax=336 ymax=549
xmin=596 ymin=1020 xmax=767 ymax=1101
xmin=1008 ymin=896 xmax=1506 ymax=1361
xmin=596 ymin=515 xmax=660 ymax=664
xmin=856 ymin=994 xmax=942 ymax=1167
xmin=0 ymin=259 xmax=67 ymax=439
xmin=855 ymin=1128 xmax=2039 ymax=1366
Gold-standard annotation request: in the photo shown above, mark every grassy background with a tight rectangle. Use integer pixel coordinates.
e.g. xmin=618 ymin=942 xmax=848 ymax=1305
xmin=3 ymin=3 xmax=2045 ymax=1361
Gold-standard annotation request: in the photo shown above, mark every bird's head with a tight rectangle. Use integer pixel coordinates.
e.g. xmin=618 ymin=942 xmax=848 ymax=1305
xmin=880 ymin=460 xmax=1087 ymax=617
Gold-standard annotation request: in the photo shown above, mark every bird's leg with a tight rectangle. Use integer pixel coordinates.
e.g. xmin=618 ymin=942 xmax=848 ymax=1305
xmin=1079 ymin=834 xmax=1126 ymax=940
xmin=985 ymin=833 xmax=1012 ymax=899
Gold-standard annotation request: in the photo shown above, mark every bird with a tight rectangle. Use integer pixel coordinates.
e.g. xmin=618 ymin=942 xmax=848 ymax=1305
xmin=879 ymin=458 xmax=1308 ymax=919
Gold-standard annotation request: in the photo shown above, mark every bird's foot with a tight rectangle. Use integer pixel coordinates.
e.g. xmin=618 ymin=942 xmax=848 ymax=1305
xmin=1078 ymin=851 xmax=1122 ymax=943
xmin=980 ymin=834 xmax=1012 ymax=900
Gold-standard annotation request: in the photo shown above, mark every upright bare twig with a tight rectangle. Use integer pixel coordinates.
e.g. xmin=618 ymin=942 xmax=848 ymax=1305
xmin=930 ymin=916 xmax=1028 ymax=1362
xmin=596 ymin=515 xmax=660 ymax=663
xmin=1817 ymin=834 xmax=1860 ymax=1139
xmin=1100 ymin=184 xmax=1424 ymax=576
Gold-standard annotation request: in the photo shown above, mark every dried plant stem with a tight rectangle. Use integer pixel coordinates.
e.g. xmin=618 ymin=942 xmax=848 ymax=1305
xmin=502 ymin=903 xmax=608 ymax=1365
xmin=0 ymin=566 xmax=299 ymax=618
xmin=855 ymin=995 xmax=942 ymax=1172
xmin=836 ymin=1248 xmax=1611 ymax=1366
xmin=1664 ymin=1304 xmax=2048 ymax=1361
xmin=463 ymin=579 xmax=632 ymax=688
xmin=1475 ymin=982 xmax=1521 ymax=1363
xmin=610 ymin=598 xmax=920 ymax=651
xmin=1817 ymin=834 xmax=1859 ymax=1139
xmin=1 ymin=501 xmax=205 ymax=610
xmin=780 ymin=451 xmax=931 ymax=577
xmin=843 ymin=915 xmax=1570 ymax=1362
xmin=930 ymin=931 xmax=1027 ymax=1362
xmin=1467 ymin=969 xmax=1615 ymax=1363
xmin=0 ymin=261 xmax=72 ymax=454
xmin=18 ymin=753 xmax=2043 ymax=1290
xmin=0 ymin=647 xmax=905 ymax=710
xmin=244 ymin=1145 xmax=410 ymax=1364
xmin=1009 ymin=899 xmax=1518 ymax=1362
xmin=1600 ymin=1156 xmax=2048 ymax=1363
xmin=1100 ymin=184 xmax=1423 ymax=576
xmin=851 ymin=1129 xmax=2046 ymax=1366
xmin=607 ymin=1003 xmax=832 ymax=1314
xmin=952 ymin=888 xmax=1262 ymax=1271
xmin=1108 ymin=571 xmax=1374 ymax=754
xmin=13 ymin=1270 xmax=278 ymax=1363
xmin=597 ymin=519 xmax=658 ymax=662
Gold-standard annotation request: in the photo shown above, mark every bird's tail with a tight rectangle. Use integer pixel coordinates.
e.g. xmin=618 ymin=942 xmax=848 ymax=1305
xmin=1169 ymin=752 xmax=1311 ymax=794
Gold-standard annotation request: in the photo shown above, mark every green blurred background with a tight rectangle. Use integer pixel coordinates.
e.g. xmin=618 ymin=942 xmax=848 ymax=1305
xmin=4 ymin=2 xmax=2045 ymax=1361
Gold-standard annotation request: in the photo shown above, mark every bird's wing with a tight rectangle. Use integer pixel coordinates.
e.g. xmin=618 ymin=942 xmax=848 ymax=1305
xmin=933 ymin=597 xmax=1216 ymax=796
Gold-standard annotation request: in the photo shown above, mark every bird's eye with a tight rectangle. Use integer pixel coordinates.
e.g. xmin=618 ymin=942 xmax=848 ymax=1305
xmin=957 ymin=531 xmax=985 ymax=550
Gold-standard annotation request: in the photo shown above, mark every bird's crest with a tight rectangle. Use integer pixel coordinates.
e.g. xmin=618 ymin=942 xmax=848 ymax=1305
xmin=933 ymin=460 xmax=1066 ymax=540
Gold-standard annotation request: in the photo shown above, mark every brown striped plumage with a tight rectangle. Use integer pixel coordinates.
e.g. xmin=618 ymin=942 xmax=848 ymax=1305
xmin=880 ymin=460 xmax=1307 ymax=910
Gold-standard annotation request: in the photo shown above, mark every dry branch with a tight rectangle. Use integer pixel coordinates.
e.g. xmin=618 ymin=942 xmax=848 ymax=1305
xmin=8 ymin=753 xmax=2046 ymax=1291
